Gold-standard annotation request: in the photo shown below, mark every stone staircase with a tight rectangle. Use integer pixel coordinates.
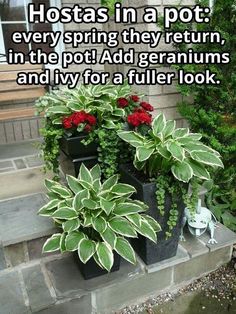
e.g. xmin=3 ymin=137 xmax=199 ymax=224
xmin=0 ymin=141 xmax=235 ymax=314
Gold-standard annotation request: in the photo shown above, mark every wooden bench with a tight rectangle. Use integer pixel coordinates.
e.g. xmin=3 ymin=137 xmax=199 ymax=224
xmin=0 ymin=63 xmax=46 ymax=121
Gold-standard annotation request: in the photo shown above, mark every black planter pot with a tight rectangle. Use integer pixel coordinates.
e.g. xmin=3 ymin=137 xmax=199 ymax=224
xmin=75 ymin=252 xmax=121 ymax=280
xmin=59 ymin=150 xmax=97 ymax=177
xmin=59 ymin=133 xmax=97 ymax=158
xmin=119 ymin=164 xmax=185 ymax=265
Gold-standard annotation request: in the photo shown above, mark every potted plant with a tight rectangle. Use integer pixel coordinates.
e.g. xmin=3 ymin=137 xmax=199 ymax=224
xmin=118 ymin=113 xmax=223 ymax=265
xmin=38 ymin=163 xmax=161 ymax=279
xmin=36 ymin=81 xmax=155 ymax=179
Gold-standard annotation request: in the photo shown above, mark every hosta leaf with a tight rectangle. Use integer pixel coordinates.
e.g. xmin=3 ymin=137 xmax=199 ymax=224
xmin=93 ymin=253 xmax=103 ymax=269
xmin=79 ymin=163 xmax=93 ymax=184
xmin=38 ymin=207 xmax=56 ymax=217
xmin=100 ymin=198 xmax=115 ymax=215
xmin=190 ymin=151 xmax=224 ymax=168
xmin=102 ymin=175 xmax=119 ymax=191
xmin=83 ymin=214 xmax=93 ymax=227
xmin=109 ymin=217 xmax=137 ymax=238
xmin=44 ymin=179 xmax=58 ymax=192
xmin=43 ymin=234 xmax=61 ymax=253
xmin=90 ymin=164 xmax=101 ymax=181
xmin=37 ymin=199 xmax=60 ymax=214
xmin=187 ymin=159 xmax=210 ymax=180
xmin=65 ymin=231 xmax=86 ymax=251
xmin=111 ymin=184 xmax=136 ymax=196
xmin=152 ymin=113 xmax=166 ymax=136
xmin=101 ymin=227 xmax=117 ymax=248
xmin=162 ymin=120 xmax=176 ymax=138
xmin=78 ymin=180 xmax=94 ymax=190
xmin=46 ymin=106 xmax=70 ymax=115
xmin=73 ymin=189 xmax=89 ymax=211
xmin=134 ymin=220 xmax=157 ymax=243
xmin=114 ymin=202 xmax=144 ymax=216
xmin=167 ymin=142 xmax=185 ymax=162
xmin=51 ymin=185 xmax=72 ymax=199
xmin=136 ymin=146 xmax=155 ymax=162
xmin=156 ymin=145 xmax=171 ymax=159
xmin=184 ymin=143 xmax=221 ymax=156
xmin=93 ymin=179 xmax=102 ymax=192
xmin=82 ymin=198 xmax=98 ymax=209
xmin=63 ymin=218 xmax=81 ymax=233
xmin=92 ymin=217 xmax=107 ymax=233
xmin=173 ymin=128 xmax=189 ymax=138
xmin=117 ymin=131 xmax=144 ymax=148
xmin=52 ymin=207 xmax=78 ymax=220
xmin=96 ymin=242 xmax=114 ymax=271
xmin=126 ymin=213 xmax=142 ymax=227
xmin=142 ymin=215 xmax=161 ymax=232
xmin=66 ymin=175 xmax=83 ymax=194
xmin=78 ymin=239 xmax=96 ymax=263
xmin=178 ymin=135 xmax=202 ymax=145
xmin=114 ymin=237 xmax=136 ymax=264
xmin=171 ymin=161 xmax=193 ymax=183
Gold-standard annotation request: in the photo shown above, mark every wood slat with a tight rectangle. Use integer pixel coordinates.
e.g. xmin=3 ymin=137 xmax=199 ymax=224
xmin=0 ymin=64 xmax=42 ymax=72
xmin=0 ymin=107 xmax=36 ymax=121
xmin=0 ymin=69 xmax=43 ymax=81
xmin=0 ymin=81 xmax=45 ymax=92
xmin=0 ymin=88 xmax=45 ymax=102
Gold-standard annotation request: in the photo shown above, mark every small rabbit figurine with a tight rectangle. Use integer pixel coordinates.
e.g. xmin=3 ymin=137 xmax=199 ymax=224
xmin=180 ymin=199 xmax=218 ymax=244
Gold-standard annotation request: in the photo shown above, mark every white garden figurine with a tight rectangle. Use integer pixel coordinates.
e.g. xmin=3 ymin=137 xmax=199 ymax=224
xmin=180 ymin=199 xmax=218 ymax=244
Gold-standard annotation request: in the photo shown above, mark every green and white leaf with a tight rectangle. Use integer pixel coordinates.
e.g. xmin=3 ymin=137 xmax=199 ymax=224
xmin=114 ymin=202 xmax=144 ymax=216
xmin=52 ymin=207 xmax=78 ymax=220
xmin=78 ymin=163 xmax=93 ymax=184
xmin=134 ymin=220 xmax=157 ymax=243
xmin=173 ymin=128 xmax=189 ymax=139
xmin=162 ymin=120 xmax=176 ymax=138
xmin=117 ymin=131 xmax=144 ymax=148
xmin=136 ymin=146 xmax=154 ymax=162
xmin=73 ymin=189 xmax=89 ymax=211
xmin=51 ymin=185 xmax=72 ymax=199
xmin=101 ymin=227 xmax=117 ymax=248
xmin=90 ymin=164 xmax=101 ymax=181
xmin=66 ymin=175 xmax=83 ymax=194
xmin=63 ymin=218 xmax=81 ymax=233
xmin=114 ymin=237 xmax=136 ymax=264
xmin=37 ymin=199 xmax=60 ymax=214
xmin=65 ymin=231 xmax=86 ymax=251
xmin=152 ymin=113 xmax=166 ymax=136
xmin=190 ymin=151 xmax=224 ymax=168
xmin=100 ymin=198 xmax=115 ymax=215
xmin=109 ymin=217 xmax=137 ymax=238
xmin=43 ymin=234 xmax=61 ymax=253
xmin=167 ymin=142 xmax=185 ymax=162
xmin=102 ymin=175 xmax=119 ymax=191
xmin=111 ymin=183 xmax=136 ymax=196
xmin=171 ymin=161 xmax=193 ymax=183
xmin=187 ymin=159 xmax=210 ymax=180
xmin=78 ymin=239 xmax=96 ymax=263
xmin=96 ymin=242 xmax=114 ymax=271
xmin=92 ymin=217 xmax=107 ymax=233
xmin=82 ymin=198 xmax=98 ymax=210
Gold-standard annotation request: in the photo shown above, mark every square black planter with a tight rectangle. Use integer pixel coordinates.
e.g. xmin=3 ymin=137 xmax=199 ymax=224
xmin=59 ymin=133 xmax=97 ymax=158
xmin=59 ymin=150 xmax=97 ymax=177
xmin=75 ymin=252 xmax=121 ymax=280
xmin=119 ymin=164 xmax=185 ymax=265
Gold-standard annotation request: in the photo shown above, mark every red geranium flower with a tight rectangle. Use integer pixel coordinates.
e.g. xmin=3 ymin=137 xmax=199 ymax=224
xmin=130 ymin=95 xmax=140 ymax=102
xmin=127 ymin=111 xmax=152 ymax=127
xmin=72 ymin=111 xmax=87 ymax=126
xmin=86 ymin=114 xmax=96 ymax=126
xmin=140 ymin=102 xmax=154 ymax=112
xmin=117 ymin=98 xmax=129 ymax=108
xmin=62 ymin=117 xmax=73 ymax=129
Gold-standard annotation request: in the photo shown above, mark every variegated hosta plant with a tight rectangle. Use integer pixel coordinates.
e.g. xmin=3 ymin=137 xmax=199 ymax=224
xmin=118 ymin=113 xmax=224 ymax=183
xmin=38 ymin=164 xmax=161 ymax=271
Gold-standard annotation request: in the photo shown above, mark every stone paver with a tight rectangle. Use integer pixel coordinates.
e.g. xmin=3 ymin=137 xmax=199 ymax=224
xmin=0 ymin=271 xmax=29 ymax=314
xmin=0 ymin=194 xmax=57 ymax=246
xmin=35 ymin=295 xmax=92 ymax=314
xmin=145 ymin=245 xmax=189 ymax=273
xmin=14 ymin=159 xmax=27 ymax=170
xmin=4 ymin=243 xmax=27 ymax=267
xmin=22 ymin=265 xmax=55 ymax=312
xmin=0 ymin=246 xmax=6 ymax=270
xmin=0 ymin=140 xmax=40 ymax=159
xmin=0 ymin=160 xmax=14 ymax=169
xmin=198 ymin=223 xmax=236 ymax=252
xmin=180 ymin=232 xmax=209 ymax=258
xmin=0 ymin=168 xmax=52 ymax=200
xmin=25 ymin=156 xmax=44 ymax=168
xmin=45 ymin=255 xmax=143 ymax=298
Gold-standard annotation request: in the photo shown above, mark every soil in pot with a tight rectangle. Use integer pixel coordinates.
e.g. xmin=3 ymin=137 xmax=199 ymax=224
xmin=59 ymin=133 xmax=98 ymax=158
xmin=75 ymin=252 xmax=121 ymax=280
xmin=119 ymin=164 xmax=186 ymax=265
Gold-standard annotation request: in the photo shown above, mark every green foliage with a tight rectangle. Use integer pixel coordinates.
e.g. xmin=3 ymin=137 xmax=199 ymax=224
xmin=162 ymin=0 xmax=236 ymax=230
xmin=39 ymin=163 xmax=161 ymax=271
xmin=101 ymin=0 xmax=123 ymax=16
xmin=118 ymin=113 xmax=223 ymax=183
xmin=36 ymin=82 xmax=132 ymax=176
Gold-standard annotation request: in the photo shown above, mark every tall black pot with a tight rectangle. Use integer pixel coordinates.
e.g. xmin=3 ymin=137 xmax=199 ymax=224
xmin=59 ymin=133 xmax=97 ymax=158
xmin=119 ymin=164 xmax=185 ymax=265
xmin=75 ymin=252 xmax=121 ymax=280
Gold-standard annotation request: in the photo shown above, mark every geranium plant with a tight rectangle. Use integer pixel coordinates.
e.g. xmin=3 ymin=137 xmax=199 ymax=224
xmin=38 ymin=164 xmax=160 ymax=271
